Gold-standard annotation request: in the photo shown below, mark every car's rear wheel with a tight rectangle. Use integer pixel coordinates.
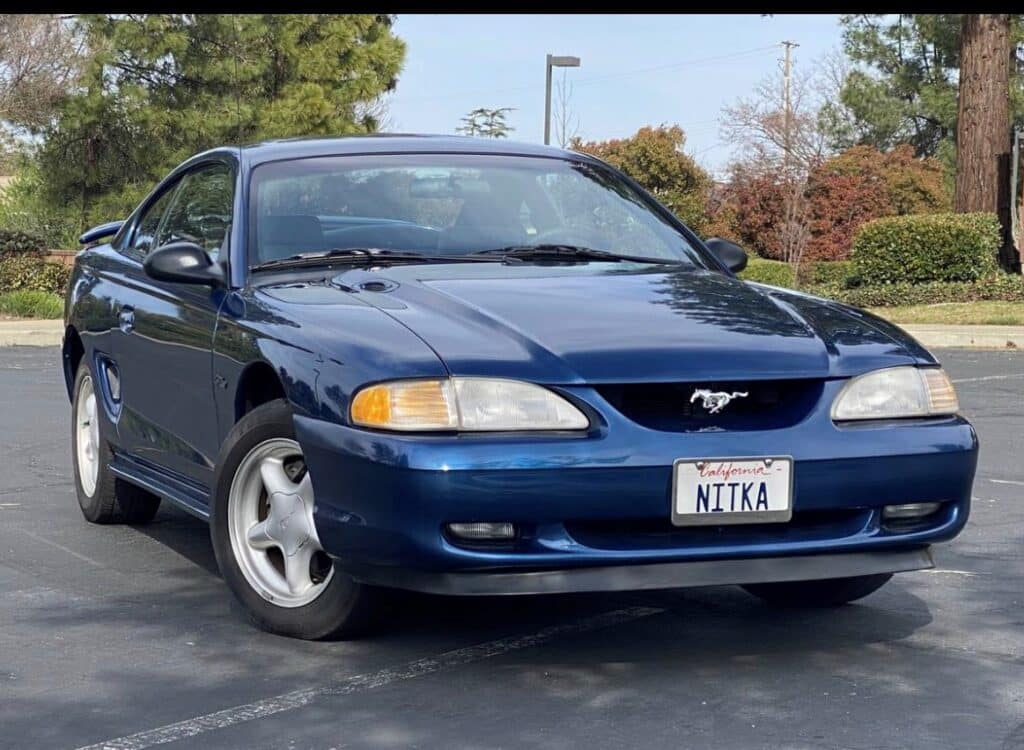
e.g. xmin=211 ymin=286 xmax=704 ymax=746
xmin=72 ymin=361 xmax=161 ymax=524
xmin=210 ymin=399 xmax=380 ymax=639
xmin=741 ymin=573 xmax=893 ymax=607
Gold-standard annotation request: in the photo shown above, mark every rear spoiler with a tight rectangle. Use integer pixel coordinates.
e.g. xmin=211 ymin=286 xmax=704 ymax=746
xmin=78 ymin=220 xmax=124 ymax=245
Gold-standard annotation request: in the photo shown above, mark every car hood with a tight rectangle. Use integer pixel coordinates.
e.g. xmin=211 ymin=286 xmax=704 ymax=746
xmin=318 ymin=264 xmax=928 ymax=384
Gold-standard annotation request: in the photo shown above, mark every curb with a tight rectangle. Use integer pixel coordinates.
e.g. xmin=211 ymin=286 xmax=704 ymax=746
xmin=0 ymin=319 xmax=64 ymax=347
xmin=898 ymin=324 xmax=1024 ymax=351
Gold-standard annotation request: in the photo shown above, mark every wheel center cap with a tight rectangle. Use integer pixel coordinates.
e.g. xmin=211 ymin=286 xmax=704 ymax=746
xmin=265 ymin=492 xmax=311 ymax=556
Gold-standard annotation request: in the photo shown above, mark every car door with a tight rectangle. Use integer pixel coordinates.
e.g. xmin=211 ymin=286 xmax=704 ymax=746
xmin=114 ymin=161 xmax=234 ymax=489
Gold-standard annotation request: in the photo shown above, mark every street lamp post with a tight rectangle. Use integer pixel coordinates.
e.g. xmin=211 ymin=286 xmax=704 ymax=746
xmin=544 ymin=54 xmax=581 ymax=146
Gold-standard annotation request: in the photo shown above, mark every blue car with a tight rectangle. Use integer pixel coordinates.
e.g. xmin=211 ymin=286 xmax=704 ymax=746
xmin=63 ymin=136 xmax=978 ymax=639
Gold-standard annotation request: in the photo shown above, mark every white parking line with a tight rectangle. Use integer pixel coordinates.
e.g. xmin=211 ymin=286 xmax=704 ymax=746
xmin=915 ymin=569 xmax=978 ymax=577
xmin=22 ymin=529 xmax=108 ymax=568
xmin=951 ymin=374 xmax=1024 ymax=384
xmin=990 ymin=479 xmax=1024 ymax=487
xmin=75 ymin=605 xmax=664 ymax=750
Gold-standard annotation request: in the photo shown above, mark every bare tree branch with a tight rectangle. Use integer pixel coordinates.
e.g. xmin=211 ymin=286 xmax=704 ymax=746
xmin=0 ymin=14 xmax=85 ymax=131
xmin=553 ymin=69 xmax=581 ymax=148
xmin=719 ymin=57 xmax=839 ymax=269
xmin=720 ymin=62 xmax=830 ymax=179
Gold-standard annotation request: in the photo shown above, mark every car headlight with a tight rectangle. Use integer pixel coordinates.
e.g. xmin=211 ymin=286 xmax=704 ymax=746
xmin=831 ymin=366 xmax=959 ymax=421
xmin=350 ymin=377 xmax=590 ymax=432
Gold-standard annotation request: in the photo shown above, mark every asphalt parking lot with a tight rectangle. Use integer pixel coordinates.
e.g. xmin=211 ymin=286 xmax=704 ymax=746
xmin=1 ymin=346 xmax=1022 ymax=750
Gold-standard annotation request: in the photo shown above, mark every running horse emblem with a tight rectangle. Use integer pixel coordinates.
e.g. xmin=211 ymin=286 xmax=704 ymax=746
xmin=690 ymin=389 xmax=749 ymax=414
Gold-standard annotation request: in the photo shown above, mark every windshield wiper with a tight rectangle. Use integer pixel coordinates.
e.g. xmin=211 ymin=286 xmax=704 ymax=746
xmin=470 ymin=244 xmax=681 ymax=265
xmin=250 ymin=247 xmax=505 ymax=272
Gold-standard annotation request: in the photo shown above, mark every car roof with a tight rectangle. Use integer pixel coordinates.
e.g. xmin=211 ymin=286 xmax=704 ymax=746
xmin=199 ymin=134 xmax=587 ymax=168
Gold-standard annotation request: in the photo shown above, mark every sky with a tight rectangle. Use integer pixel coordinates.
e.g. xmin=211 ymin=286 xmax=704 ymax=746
xmin=386 ymin=14 xmax=845 ymax=177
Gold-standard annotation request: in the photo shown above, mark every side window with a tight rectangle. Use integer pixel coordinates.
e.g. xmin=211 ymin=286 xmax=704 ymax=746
xmin=157 ymin=164 xmax=234 ymax=258
xmin=131 ymin=185 xmax=178 ymax=256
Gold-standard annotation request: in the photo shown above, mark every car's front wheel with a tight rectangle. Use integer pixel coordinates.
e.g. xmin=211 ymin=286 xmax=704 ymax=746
xmin=741 ymin=573 xmax=893 ymax=607
xmin=210 ymin=399 xmax=380 ymax=640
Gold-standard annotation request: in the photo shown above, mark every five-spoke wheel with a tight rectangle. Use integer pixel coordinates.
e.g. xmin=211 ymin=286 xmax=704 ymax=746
xmin=227 ymin=438 xmax=333 ymax=608
xmin=210 ymin=399 xmax=380 ymax=639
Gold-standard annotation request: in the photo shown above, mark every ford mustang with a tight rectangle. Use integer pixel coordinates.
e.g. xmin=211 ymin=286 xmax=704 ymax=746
xmin=63 ymin=136 xmax=978 ymax=639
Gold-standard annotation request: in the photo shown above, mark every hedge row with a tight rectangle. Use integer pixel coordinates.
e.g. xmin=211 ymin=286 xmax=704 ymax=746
xmin=0 ymin=229 xmax=46 ymax=257
xmin=740 ymin=257 xmax=795 ymax=287
xmin=741 ymin=258 xmax=1023 ymax=309
xmin=799 ymin=260 xmax=854 ymax=287
xmin=806 ymin=273 xmax=1024 ymax=308
xmin=851 ymin=212 xmax=1000 ymax=285
xmin=0 ymin=255 xmax=71 ymax=296
xmin=741 ymin=258 xmax=858 ymax=288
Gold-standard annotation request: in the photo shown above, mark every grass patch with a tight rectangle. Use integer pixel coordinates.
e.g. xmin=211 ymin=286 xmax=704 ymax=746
xmin=870 ymin=301 xmax=1024 ymax=326
xmin=0 ymin=290 xmax=63 ymax=319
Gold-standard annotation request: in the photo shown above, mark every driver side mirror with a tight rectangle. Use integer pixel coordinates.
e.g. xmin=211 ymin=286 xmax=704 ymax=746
xmin=704 ymin=237 xmax=748 ymax=273
xmin=143 ymin=241 xmax=226 ymax=288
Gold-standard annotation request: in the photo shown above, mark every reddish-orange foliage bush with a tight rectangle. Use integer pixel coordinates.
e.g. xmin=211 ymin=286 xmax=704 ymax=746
xmin=803 ymin=145 xmax=949 ymax=260
xmin=714 ymin=145 xmax=950 ymax=261
xmin=804 ymin=170 xmax=893 ymax=260
xmin=719 ymin=168 xmax=789 ymax=259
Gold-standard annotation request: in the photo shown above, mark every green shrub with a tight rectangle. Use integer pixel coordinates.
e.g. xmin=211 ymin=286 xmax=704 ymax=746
xmin=0 ymin=229 xmax=46 ymax=256
xmin=0 ymin=290 xmax=63 ymax=318
xmin=799 ymin=260 xmax=856 ymax=287
xmin=740 ymin=258 xmax=858 ymax=291
xmin=739 ymin=257 xmax=796 ymax=288
xmin=804 ymin=272 xmax=1024 ymax=308
xmin=0 ymin=163 xmax=82 ymax=249
xmin=851 ymin=212 xmax=1000 ymax=285
xmin=0 ymin=255 xmax=72 ymax=295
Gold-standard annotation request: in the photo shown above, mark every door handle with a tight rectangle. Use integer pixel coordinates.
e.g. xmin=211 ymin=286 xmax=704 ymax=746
xmin=118 ymin=306 xmax=135 ymax=333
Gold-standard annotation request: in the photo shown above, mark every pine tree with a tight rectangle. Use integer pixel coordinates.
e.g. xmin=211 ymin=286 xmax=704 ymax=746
xmin=456 ymin=107 xmax=515 ymax=139
xmin=37 ymin=14 xmax=405 ymax=224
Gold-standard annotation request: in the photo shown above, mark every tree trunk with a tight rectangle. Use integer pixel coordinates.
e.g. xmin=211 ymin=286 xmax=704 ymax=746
xmin=955 ymin=14 xmax=1019 ymax=272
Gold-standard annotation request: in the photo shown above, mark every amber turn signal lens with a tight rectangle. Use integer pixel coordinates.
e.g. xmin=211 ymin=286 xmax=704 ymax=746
xmin=922 ymin=368 xmax=959 ymax=414
xmin=350 ymin=379 xmax=456 ymax=430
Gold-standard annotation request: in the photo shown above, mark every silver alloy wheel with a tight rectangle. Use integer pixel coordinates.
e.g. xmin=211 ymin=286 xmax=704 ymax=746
xmin=75 ymin=374 xmax=100 ymax=497
xmin=227 ymin=438 xmax=333 ymax=608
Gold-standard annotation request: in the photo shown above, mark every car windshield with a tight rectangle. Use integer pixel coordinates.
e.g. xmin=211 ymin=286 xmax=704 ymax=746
xmin=248 ymin=153 xmax=707 ymax=267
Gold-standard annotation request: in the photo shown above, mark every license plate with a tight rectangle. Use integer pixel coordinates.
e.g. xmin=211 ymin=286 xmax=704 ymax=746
xmin=672 ymin=456 xmax=793 ymax=526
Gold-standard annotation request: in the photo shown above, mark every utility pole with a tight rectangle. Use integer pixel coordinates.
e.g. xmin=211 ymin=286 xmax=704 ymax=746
xmin=781 ymin=40 xmax=798 ymax=172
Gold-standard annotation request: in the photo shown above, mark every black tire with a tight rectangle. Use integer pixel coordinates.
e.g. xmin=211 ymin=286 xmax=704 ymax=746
xmin=71 ymin=361 xmax=161 ymax=524
xmin=741 ymin=573 xmax=893 ymax=608
xmin=209 ymin=398 xmax=380 ymax=640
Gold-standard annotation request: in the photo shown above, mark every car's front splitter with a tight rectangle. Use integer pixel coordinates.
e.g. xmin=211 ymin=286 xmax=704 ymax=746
xmin=341 ymin=547 xmax=934 ymax=596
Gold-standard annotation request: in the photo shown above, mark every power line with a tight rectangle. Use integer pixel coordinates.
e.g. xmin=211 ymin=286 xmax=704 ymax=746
xmin=572 ymin=46 xmax=776 ymax=89
xmin=395 ymin=44 xmax=778 ymax=104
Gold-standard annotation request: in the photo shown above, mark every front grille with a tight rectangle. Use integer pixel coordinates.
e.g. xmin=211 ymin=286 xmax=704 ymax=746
xmin=595 ymin=379 xmax=823 ymax=432
xmin=566 ymin=509 xmax=872 ymax=551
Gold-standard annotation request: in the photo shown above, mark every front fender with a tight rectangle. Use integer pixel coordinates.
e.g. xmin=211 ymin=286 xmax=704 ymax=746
xmin=213 ymin=287 xmax=450 ymax=438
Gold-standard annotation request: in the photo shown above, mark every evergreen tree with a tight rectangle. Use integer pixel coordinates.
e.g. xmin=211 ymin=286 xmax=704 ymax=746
xmin=826 ymin=14 xmax=1024 ymax=161
xmin=37 ymin=14 xmax=405 ymax=224
xmin=456 ymin=107 xmax=515 ymax=138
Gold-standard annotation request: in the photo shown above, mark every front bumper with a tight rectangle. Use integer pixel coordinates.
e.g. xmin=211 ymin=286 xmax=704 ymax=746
xmin=295 ymin=382 xmax=977 ymax=592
